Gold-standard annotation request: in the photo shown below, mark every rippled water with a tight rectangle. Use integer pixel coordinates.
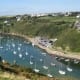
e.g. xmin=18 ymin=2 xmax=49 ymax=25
xmin=0 ymin=35 xmax=80 ymax=80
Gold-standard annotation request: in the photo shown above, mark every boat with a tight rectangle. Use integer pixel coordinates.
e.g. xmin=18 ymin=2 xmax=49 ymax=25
xmin=55 ymin=56 xmax=58 ymax=59
xmin=2 ymin=59 xmax=6 ymax=63
xmin=60 ymin=57 xmax=64 ymax=60
xmin=65 ymin=59 xmax=70 ymax=62
xmin=51 ymin=62 xmax=56 ymax=66
xmin=66 ymin=61 xmax=73 ymax=72
xmin=33 ymin=61 xmax=40 ymax=73
xmin=34 ymin=69 xmax=40 ymax=73
xmin=41 ymin=52 xmax=46 ymax=56
xmin=19 ymin=54 xmax=22 ymax=58
xmin=0 ymin=46 xmax=3 ymax=49
xmin=13 ymin=51 xmax=17 ymax=55
xmin=74 ymin=60 xmax=79 ymax=64
xmin=19 ymin=43 xmax=22 ymax=46
xmin=40 ymin=58 xmax=43 ymax=62
xmin=47 ymin=73 xmax=53 ymax=77
xmin=18 ymin=47 xmax=21 ymax=51
xmin=58 ymin=63 xmax=66 ymax=75
xmin=47 ymin=68 xmax=53 ymax=77
xmin=30 ymin=61 xmax=33 ymax=65
xmin=43 ymin=66 xmax=48 ymax=70
xmin=12 ymin=43 xmax=15 ymax=47
xmin=42 ymin=56 xmax=48 ymax=69
xmin=25 ymin=52 xmax=28 ymax=56
xmin=30 ymin=56 xmax=33 ymax=65
xmin=32 ymin=43 xmax=35 ymax=47
xmin=67 ymin=67 xmax=72 ymax=72
xmin=59 ymin=70 xmax=66 ymax=75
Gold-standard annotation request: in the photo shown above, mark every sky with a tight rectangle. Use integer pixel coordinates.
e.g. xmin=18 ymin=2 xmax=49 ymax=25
xmin=0 ymin=0 xmax=80 ymax=16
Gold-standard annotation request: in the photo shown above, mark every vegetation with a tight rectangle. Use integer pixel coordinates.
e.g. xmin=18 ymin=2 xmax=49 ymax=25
xmin=0 ymin=60 xmax=77 ymax=80
xmin=0 ymin=15 xmax=80 ymax=53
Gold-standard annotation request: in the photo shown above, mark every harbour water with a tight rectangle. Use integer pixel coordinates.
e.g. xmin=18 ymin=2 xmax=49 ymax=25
xmin=0 ymin=35 xmax=80 ymax=80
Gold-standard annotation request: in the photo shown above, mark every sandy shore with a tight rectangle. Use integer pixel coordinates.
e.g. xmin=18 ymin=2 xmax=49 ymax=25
xmin=1 ymin=32 xmax=80 ymax=60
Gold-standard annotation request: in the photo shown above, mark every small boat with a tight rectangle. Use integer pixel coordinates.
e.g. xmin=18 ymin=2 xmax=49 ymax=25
xmin=51 ymin=63 xmax=56 ymax=66
xmin=60 ymin=57 xmax=64 ymax=60
xmin=59 ymin=70 xmax=66 ymax=75
xmin=30 ymin=61 xmax=33 ymax=65
xmin=67 ymin=61 xmax=73 ymax=72
xmin=25 ymin=52 xmax=28 ymax=56
xmin=18 ymin=47 xmax=21 ymax=51
xmin=55 ymin=56 xmax=58 ymax=59
xmin=30 ymin=56 xmax=33 ymax=65
xmin=41 ymin=52 xmax=46 ymax=56
xmin=2 ymin=59 xmax=5 ymax=63
xmin=67 ymin=67 xmax=73 ymax=72
xmin=74 ymin=60 xmax=79 ymax=64
xmin=19 ymin=43 xmax=22 ymax=46
xmin=40 ymin=59 xmax=43 ymax=62
xmin=32 ymin=43 xmax=35 ymax=47
xmin=13 ymin=51 xmax=17 ymax=55
xmin=65 ymin=59 xmax=70 ymax=62
xmin=34 ymin=69 xmax=40 ymax=73
xmin=33 ymin=61 xmax=40 ymax=73
xmin=59 ymin=63 xmax=66 ymax=75
xmin=47 ymin=68 xmax=53 ymax=77
xmin=19 ymin=54 xmax=22 ymax=58
xmin=47 ymin=74 xmax=53 ymax=77
xmin=43 ymin=66 xmax=48 ymax=70
xmin=0 ymin=46 xmax=3 ymax=49
xmin=12 ymin=43 xmax=15 ymax=47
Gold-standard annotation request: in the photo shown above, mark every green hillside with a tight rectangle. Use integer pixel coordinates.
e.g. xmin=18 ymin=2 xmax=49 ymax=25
xmin=0 ymin=16 xmax=80 ymax=52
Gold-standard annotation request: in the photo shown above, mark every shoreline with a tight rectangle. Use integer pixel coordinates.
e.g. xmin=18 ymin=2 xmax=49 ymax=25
xmin=1 ymin=32 xmax=80 ymax=60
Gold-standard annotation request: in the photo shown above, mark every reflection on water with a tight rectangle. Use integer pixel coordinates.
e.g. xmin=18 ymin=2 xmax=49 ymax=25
xmin=0 ymin=35 xmax=80 ymax=79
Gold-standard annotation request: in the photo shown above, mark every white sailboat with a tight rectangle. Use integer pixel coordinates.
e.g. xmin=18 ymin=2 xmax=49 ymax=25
xmin=59 ymin=70 xmax=66 ymax=75
xmin=74 ymin=60 xmax=79 ymax=64
xmin=19 ymin=43 xmax=22 ymax=46
xmin=0 ymin=46 xmax=3 ymax=49
xmin=58 ymin=63 xmax=66 ymax=75
xmin=67 ymin=67 xmax=72 ymax=72
xmin=30 ymin=56 xmax=33 ymax=65
xmin=67 ymin=61 xmax=73 ymax=72
xmin=19 ymin=54 xmax=22 ymax=58
xmin=43 ymin=59 xmax=48 ymax=70
xmin=41 ymin=52 xmax=46 ymax=56
xmin=13 ymin=51 xmax=17 ymax=55
xmin=12 ymin=43 xmax=15 ymax=47
xmin=50 ymin=62 xmax=56 ymax=67
xmin=33 ymin=61 xmax=40 ymax=73
xmin=25 ymin=52 xmax=28 ymax=56
xmin=47 ymin=68 xmax=53 ymax=77
xmin=47 ymin=73 xmax=53 ymax=78
xmin=42 ymin=54 xmax=48 ymax=70
xmin=32 ymin=43 xmax=35 ymax=47
xmin=43 ymin=65 xmax=48 ymax=70
xmin=18 ymin=46 xmax=20 ymax=50
xmin=40 ymin=58 xmax=43 ymax=62
xmin=65 ymin=59 xmax=70 ymax=62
